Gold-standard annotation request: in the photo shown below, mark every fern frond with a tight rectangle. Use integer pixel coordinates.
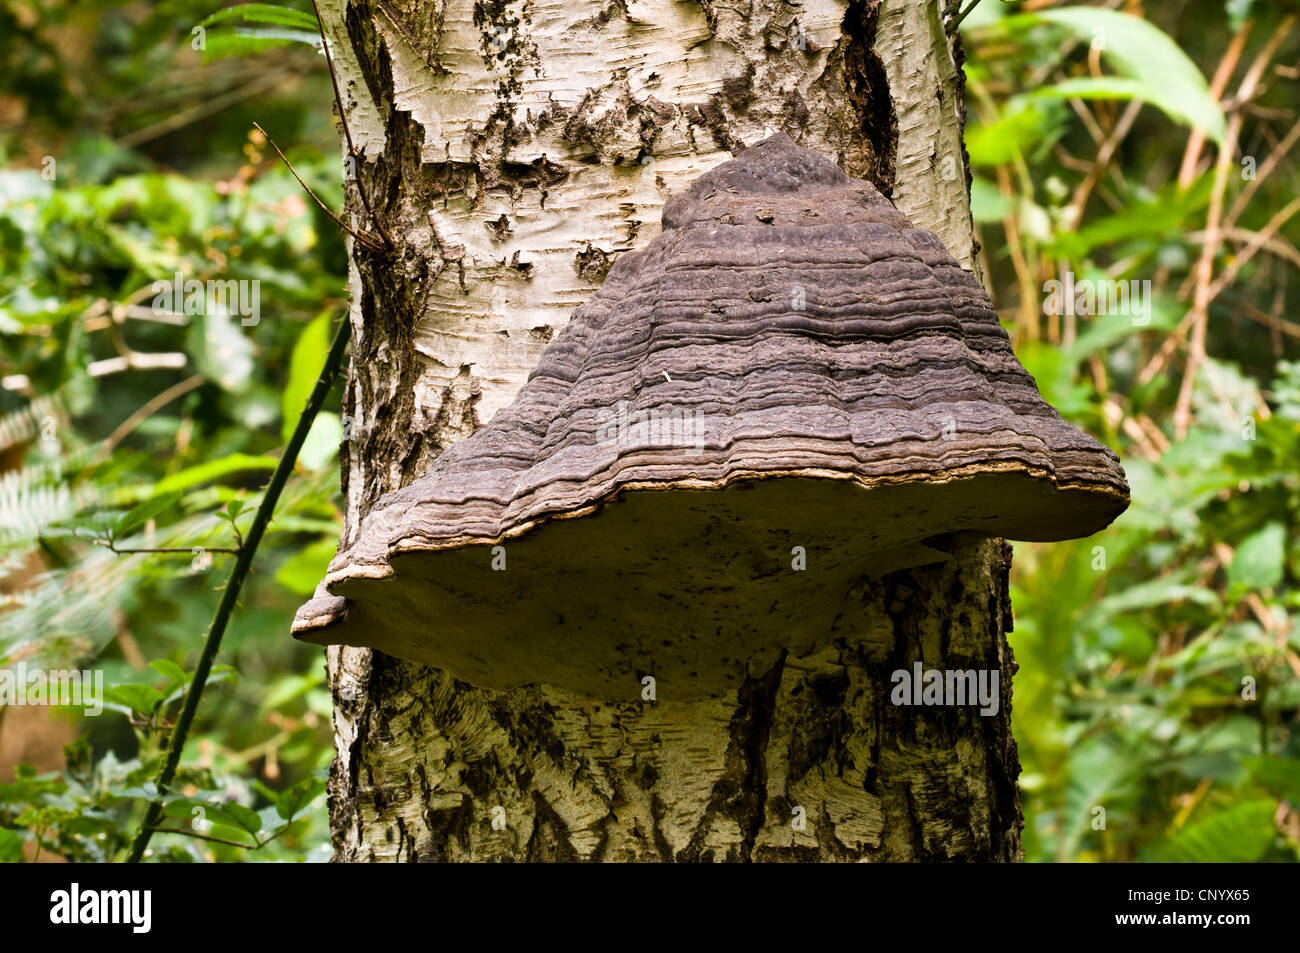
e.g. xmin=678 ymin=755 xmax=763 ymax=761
xmin=0 ymin=392 xmax=68 ymax=453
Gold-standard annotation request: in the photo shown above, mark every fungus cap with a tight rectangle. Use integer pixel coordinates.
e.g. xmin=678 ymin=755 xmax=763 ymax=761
xmin=294 ymin=133 xmax=1129 ymax=697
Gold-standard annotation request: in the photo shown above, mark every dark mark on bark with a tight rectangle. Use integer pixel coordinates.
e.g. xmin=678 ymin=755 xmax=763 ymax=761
xmin=574 ymin=242 xmax=613 ymax=280
xmin=842 ymin=0 xmax=896 ymax=194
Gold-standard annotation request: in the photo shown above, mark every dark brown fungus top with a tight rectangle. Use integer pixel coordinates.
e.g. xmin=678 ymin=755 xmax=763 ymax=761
xmin=293 ymin=133 xmax=1129 ymax=698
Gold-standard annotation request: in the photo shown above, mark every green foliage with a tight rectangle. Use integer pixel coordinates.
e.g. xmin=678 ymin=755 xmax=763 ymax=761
xmin=198 ymin=4 xmax=319 ymax=31
xmin=0 ymin=0 xmax=340 ymax=863
xmin=113 ymin=491 xmax=184 ymax=539
xmin=1010 ymin=8 xmax=1227 ymax=144
xmin=965 ymin=2 xmax=1300 ymax=862
xmin=196 ymin=4 xmax=322 ymax=63
xmin=1145 ymin=800 xmax=1277 ymax=863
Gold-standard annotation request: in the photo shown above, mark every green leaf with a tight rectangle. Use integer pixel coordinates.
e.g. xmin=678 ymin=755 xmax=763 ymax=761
xmin=162 ymin=798 xmax=260 ymax=841
xmin=1146 ymin=799 xmax=1277 ymax=862
xmin=275 ymin=537 xmax=338 ymax=596
xmin=148 ymin=659 xmax=189 ymax=688
xmin=257 ymin=671 xmax=324 ymax=715
xmin=196 ymin=5 xmax=319 ymax=63
xmin=1066 ymin=290 xmax=1180 ymax=361
xmin=282 ymin=313 xmax=333 ymax=443
xmin=1093 ymin=576 xmax=1221 ymax=618
xmin=1012 ymin=8 xmax=1226 ymax=145
xmin=298 ymin=413 xmax=342 ymax=471
xmin=1047 ymin=176 xmax=1212 ymax=261
xmin=970 ymin=176 xmax=1011 ymax=224
xmin=153 ymin=454 xmax=277 ymax=495
xmin=1061 ymin=737 xmax=1135 ymax=859
xmin=200 ymin=29 xmax=321 ymax=63
xmin=113 ymin=491 xmax=183 ymax=538
xmin=198 ymin=3 xmax=319 ymax=31
xmin=1016 ymin=340 xmax=1097 ymax=418
xmin=966 ymin=97 xmax=1065 ymax=167
xmin=1030 ymin=77 xmax=1223 ymax=144
xmin=275 ymin=777 xmax=326 ymax=820
xmin=0 ymin=769 xmax=65 ymax=804
xmin=104 ymin=683 xmax=166 ymax=716
xmin=1227 ymin=523 xmax=1285 ymax=592
xmin=1243 ymin=756 xmax=1300 ymax=805
xmin=223 ymin=802 xmax=266 ymax=836
xmin=188 ymin=310 xmax=254 ymax=392
xmin=0 ymin=826 xmax=23 ymax=862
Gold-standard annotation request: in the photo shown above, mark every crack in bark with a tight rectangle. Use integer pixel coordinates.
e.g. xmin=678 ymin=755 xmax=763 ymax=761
xmin=842 ymin=0 xmax=896 ymax=193
xmin=737 ymin=652 xmax=786 ymax=860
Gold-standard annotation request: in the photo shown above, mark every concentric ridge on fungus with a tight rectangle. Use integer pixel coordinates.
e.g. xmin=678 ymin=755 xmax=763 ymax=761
xmin=294 ymin=133 xmax=1129 ymax=698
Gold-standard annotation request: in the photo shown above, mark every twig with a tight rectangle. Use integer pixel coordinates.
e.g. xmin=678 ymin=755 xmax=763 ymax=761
xmin=1172 ymin=18 xmax=1295 ymax=438
xmin=946 ymin=0 xmax=983 ymax=35
xmin=992 ymin=163 xmax=1036 ymax=340
xmin=1224 ymin=121 xmax=1300 ymax=229
xmin=1206 ymin=197 xmax=1300 ymax=300
xmin=99 ymin=542 xmax=240 ymax=556
xmin=253 ymin=122 xmax=385 ymax=252
xmin=1063 ymin=99 xmax=1142 ymax=231
xmin=1177 ymin=24 xmax=1251 ymax=187
xmin=87 ymin=353 xmax=188 ymax=377
xmin=145 ymin=826 xmax=269 ymax=850
xmin=1186 ymin=225 xmax=1300 ymax=276
xmin=117 ymin=69 xmax=291 ymax=149
xmin=101 ymin=375 xmax=205 ymax=455
xmin=1231 ymin=298 xmax=1300 ymax=341
xmin=125 ymin=316 xmax=350 ymax=864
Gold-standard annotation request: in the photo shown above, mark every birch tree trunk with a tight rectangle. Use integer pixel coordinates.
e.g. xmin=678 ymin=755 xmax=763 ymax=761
xmin=317 ymin=0 xmax=1022 ymax=861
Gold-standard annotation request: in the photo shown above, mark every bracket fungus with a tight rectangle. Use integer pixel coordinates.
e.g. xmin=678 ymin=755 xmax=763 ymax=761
xmin=294 ymin=133 xmax=1129 ymax=698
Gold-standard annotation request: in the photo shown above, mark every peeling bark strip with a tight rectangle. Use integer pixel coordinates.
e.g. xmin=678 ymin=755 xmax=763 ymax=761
xmin=320 ymin=0 xmax=1026 ymax=860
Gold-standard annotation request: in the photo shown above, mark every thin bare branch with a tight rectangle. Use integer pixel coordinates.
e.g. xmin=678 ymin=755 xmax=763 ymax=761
xmin=1177 ymin=24 xmax=1251 ymax=187
xmin=87 ymin=353 xmax=188 ymax=377
xmin=98 ymin=541 xmax=240 ymax=556
xmin=1225 ymin=120 xmax=1300 ymax=228
xmin=253 ymin=122 xmax=385 ymax=251
xmin=102 ymin=374 xmax=205 ymax=455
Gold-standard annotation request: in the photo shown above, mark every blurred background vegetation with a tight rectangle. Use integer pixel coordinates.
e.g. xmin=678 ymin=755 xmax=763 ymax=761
xmin=0 ymin=0 xmax=1297 ymax=862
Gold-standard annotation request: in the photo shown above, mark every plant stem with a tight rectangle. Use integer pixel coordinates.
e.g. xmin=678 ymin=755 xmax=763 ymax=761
xmin=124 ymin=317 xmax=349 ymax=863
xmin=102 ymin=544 xmax=240 ymax=555
xmin=946 ymin=0 xmax=982 ymax=35
xmin=145 ymin=826 xmax=286 ymax=850
xmin=145 ymin=827 xmax=261 ymax=849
